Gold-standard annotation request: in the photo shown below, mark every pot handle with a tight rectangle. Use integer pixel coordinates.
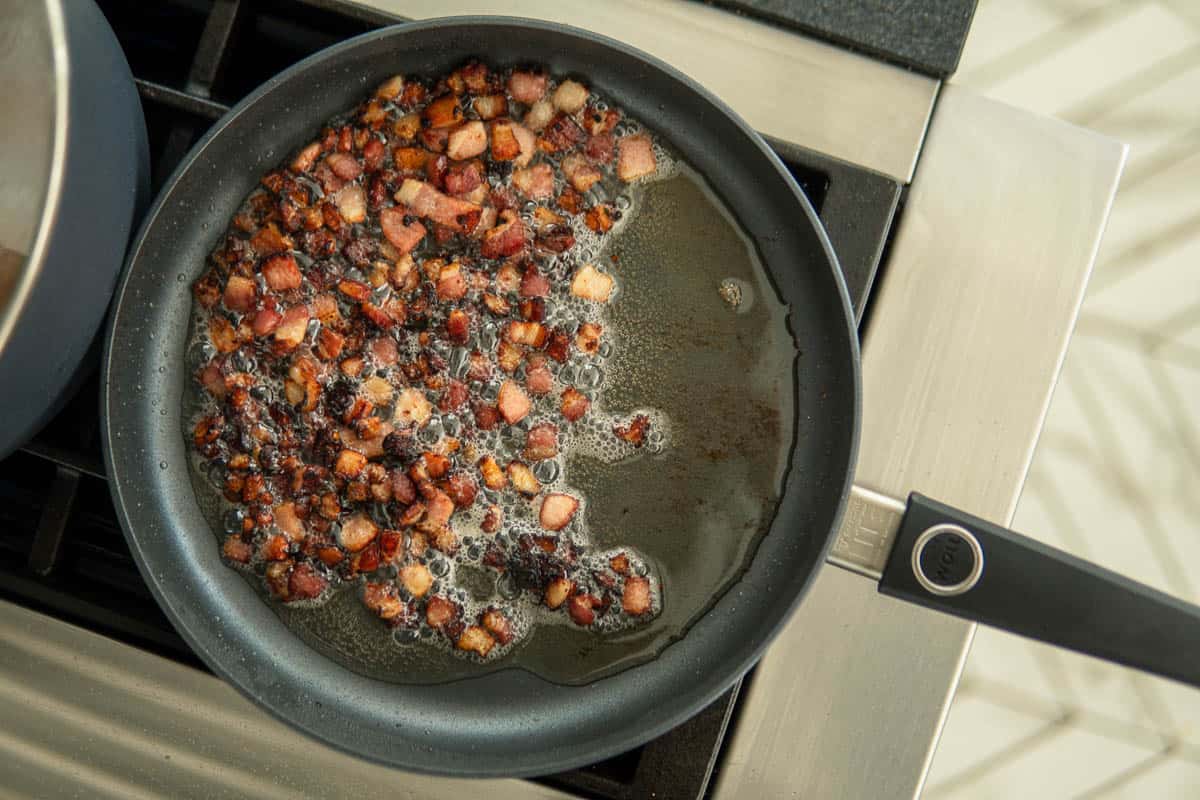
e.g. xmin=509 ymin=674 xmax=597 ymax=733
xmin=876 ymin=493 xmax=1200 ymax=688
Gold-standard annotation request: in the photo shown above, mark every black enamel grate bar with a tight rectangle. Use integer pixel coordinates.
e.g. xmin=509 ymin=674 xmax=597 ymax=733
xmin=0 ymin=2 xmax=900 ymax=798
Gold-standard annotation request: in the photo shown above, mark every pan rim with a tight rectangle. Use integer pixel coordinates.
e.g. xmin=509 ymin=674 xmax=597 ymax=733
xmin=101 ymin=14 xmax=862 ymax=777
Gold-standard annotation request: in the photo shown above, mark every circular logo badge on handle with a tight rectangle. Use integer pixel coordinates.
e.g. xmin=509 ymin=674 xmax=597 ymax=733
xmin=911 ymin=524 xmax=984 ymax=596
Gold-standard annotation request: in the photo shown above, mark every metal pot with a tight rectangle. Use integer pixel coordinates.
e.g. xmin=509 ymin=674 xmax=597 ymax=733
xmin=0 ymin=0 xmax=147 ymax=456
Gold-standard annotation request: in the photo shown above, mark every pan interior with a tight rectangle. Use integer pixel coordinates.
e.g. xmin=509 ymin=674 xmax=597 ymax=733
xmin=104 ymin=18 xmax=858 ymax=776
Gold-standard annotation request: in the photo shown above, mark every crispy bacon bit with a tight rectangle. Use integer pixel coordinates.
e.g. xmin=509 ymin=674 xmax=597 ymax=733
xmin=399 ymin=563 xmax=433 ymax=598
xmin=539 ymin=493 xmax=578 ymax=531
xmin=375 ymin=74 xmax=405 ymax=100
xmin=506 ymin=461 xmax=540 ymax=496
xmin=512 ymin=163 xmax=554 ymax=199
xmin=457 ymin=625 xmax=495 ymax=656
xmin=272 ymin=305 xmax=309 ymax=353
xmin=480 ymin=210 xmax=527 ymax=259
xmin=617 ymin=134 xmax=657 ymax=182
xmin=571 ymin=264 xmax=614 ymax=302
xmin=495 ymin=262 xmax=522 ymax=294
xmin=539 ymin=114 xmax=586 ymax=154
xmin=423 ymin=451 xmax=450 ymax=479
xmin=424 ymin=94 xmax=464 ymax=129
xmin=482 ymin=505 xmax=503 ymax=534
xmin=610 ymin=553 xmax=631 ymax=574
xmin=315 ymin=327 xmax=344 ymax=359
xmin=505 ymin=321 xmax=546 ymax=348
xmin=561 ymin=153 xmax=602 ymax=193
xmin=556 ymin=186 xmax=584 ymax=215
xmin=436 ymin=262 xmax=468 ymax=300
xmin=288 ymin=563 xmax=327 ymax=600
xmin=364 ymin=581 xmax=404 ymax=621
xmin=418 ymin=486 xmax=455 ymax=535
xmin=394 ymin=387 xmax=433 ymax=428
xmin=333 ymin=184 xmax=367 ymax=223
xmin=614 ymin=414 xmax=650 ymax=447
xmin=508 ymin=70 xmax=547 ymax=103
xmin=561 ymin=387 xmax=591 ymax=422
xmin=482 ymin=608 xmax=514 ymax=644
xmin=474 ymin=93 xmax=507 ymax=120
xmin=222 ymin=536 xmax=252 ymax=563
xmin=553 ymin=80 xmax=589 ymax=113
xmin=490 ymin=121 xmax=521 ymax=161
xmin=395 ymin=179 xmax=481 ymax=231
xmin=444 ymin=162 xmax=482 ymax=196
xmin=576 ymin=322 xmax=602 ymax=355
xmin=446 ymin=120 xmax=487 ymax=160
xmin=478 ymin=456 xmax=507 ymax=491
xmin=223 ymin=275 xmax=256 ymax=313
xmin=379 ymin=207 xmax=427 ymax=254
xmin=262 ymin=253 xmax=302 ymax=292
xmin=585 ymin=132 xmax=615 ymax=164
xmin=446 ymin=309 xmax=470 ymax=344
xmin=544 ymin=578 xmax=572 ymax=610
xmin=524 ymin=99 xmax=555 ymax=132
xmin=439 ymin=379 xmax=469 ymax=412
xmin=426 ymin=595 xmax=460 ymax=628
xmin=334 ymin=448 xmax=368 ymax=479
xmin=544 ymin=327 xmax=571 ymax=363
xmin=623 ymin=576 xmax=651 ymax=615
xmin=474 ymin=402 xmax=501 ymax=430
xmin=338 ymin=279 xmax=371 ymax=302
xmin=446 ymin=472 xmax=478 ymax=509
xmin=525 ymin=423 xmax=558 ymax=461
xmin=511 ymin=123 xmax=537 ymax=167
xmin=291 ymin=142 xmax=322 ymax=174
xmin=482 ymin=293 xmax=511 ymax=316
xmin=519 ymin=269 xmax=551 ymax=298
xmin=568 ymin=593 xmax=599 ymax=626
xmin=326 ymin=152 xmax=362 ymax=181
xmin=338 ymin=513 xmax=378 ymax=552
xmin=584 ymin=203 xmax=615 ymax=234
xmin=497 ymin=380 xmax=531 ymax=424
xmin=519 ymin=298 xmax=545 ymax=322
xmin=526 ymin=363 xmax=554 ymax=395
xmin=583 ymin=106 xmax=620 ymax=136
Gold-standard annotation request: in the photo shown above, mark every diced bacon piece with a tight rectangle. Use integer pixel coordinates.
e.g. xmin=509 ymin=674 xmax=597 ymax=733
xmin=511 ymin=122 xmax=536 ymax=167
xmin=370 ymin=336 xmax=398 ymax=365
xmin=326 ymin=152 xmax=362 ymax=181
xmin=436 ymin=262 xmax=468 ymax=300
xmin=395 ymin=179 xmax=481 ymax=231
xmin=506 ymin=461 xmax=540 ymax=496
xmin=585 ymin=132 xmax=615 ymax=164
xmin=361 ymin=375 xmax=392 ymax=404
xmin=532 ymin=206 xmax=565 ymax=232
xmin=482 ymin=293 xmax=511 ymax=316
xmin=525 ymin=422 xmax=558 ymax=461
xmin=481 ymin=505 xmax=503 ymax=534
xmin=544 ymin=578 xmax=572 ymax=610
xmin=446 ymin=472 xmax=478 ymax=510
xmin=394 ymin=387 xmax=433 ymax=428
xmin=512 ymin=163 xmax=554 ymax=199
xmin=523 ymin=99 xmax=554 ymax=132
xmin=312 ymin=293 xmax=340 ymax=324
xmin=561 ymin=153 xmax=602 ymax=193
xmin=610 ymin=553 xmax=631 ymax=574
xmin=375 ymin=74 xmax=404 ymax=100
xmin=526 ymin=363 xmax=554 ymax=395
xmin=341 ymin=422 xmax=392 ymax=460
xmin=568 ymin=594 xmax=600 ymax=626
xmin=506 ymin=321 xmax=546 ymax=347
xmin=457 ymin=626 xmax=495 ymax=657
xmin=495 ymin=261 xmax=521 ymax=294
xmin=584 ymin=203 xmax=615 ymax=233
xmin=392 ymin=145 xmax=427 ymax=172
xmin=556 ymin=186 xmax=584 ymax=215
xmin=617 ymin=134 xmax=657 ymax=181
xmin=223 ymin=275 xmax=256 ymax=312
xmin=474 ymin=93 xmax=507 ymax=120
xmin=252 ymin=308 xmax=281 ymax=337
xmin=583 ymin=106 xmax=620 ymax=136
xmin=497 ymin=380 xmax=531 ymax=424
xmin=338 ymin=279 xmax=371 ymax=302
xmin=422 ymin=451 xmax=450 ymax=479
xmin=222 ymin=536 xmax=252 ymax=563
xmin=614 ymin=414 xmax=651 ymax=446
xmin=539 ymin=493 xmax=578 ymax=532
xmin=315 ymin=327 xmax=344 ymax=359
xmin=560 ymin=387 xmax=591 ymax=422
xmin=444 ymin=162 xmax=482 ymax=196
xmin=544 ymin=327 xmax=571 ymax=363
xmin=439 ymin=379 xmax=468 ymax=412
xmin=480 ymin=210 xmax=527 ymax=259
xmin=334 ymin=448 xmax=368 ymax=479
xmin=417 ymin=486 xmax=455 ymax=533
xmin=467 ymin=351 xmax=492 ymax=382
xmin=446 ymin=309 xmax=470 ymax=344
xmin=482 ymin=608 xmax=514 ymax=644
xmin=333 ymin=183 xmax=366 ymax=223
xmin=272 ymin=305 xmax=309 ymax=353
xmin=508 ymin=70 xmax=547 ymax=103
xmin=521 ymin=300 xmax=546 ymax=325
xmin=262 ymin=253 xmax=302 ymax=292
xmin=520 ymin=269 xmax=551 ymax=298
xmin=423 ymin=94 xmax=464 ymax=128
xmin=539 ymin=114 xmax=586 ymax=153
xmin=260 ymin=535 xmax=289 ymax=561
xmin=338 ymin=513 xmax=378 ymax=552
xmin=251 ymin=224 xmax=293 ymax=256
xmin=379 ymin=206 xmax=427 ymax=254
xmin=576 ymin=322 xmax=602 ymax=355
xmin=446 ymin=120 xmax=487 ymax=160
xmin=288 ymin=563 xmax=327 ymax=600
xmin=363 ymin=582 xmax=404 ymax=623
xmin=419 ymin=127 xmax=449 ymax=153
xmin=571 ymin=264 xmax=614 ymax=302
xmin=552 ymin=80 xmax=589 ymax=113
xmin=197 ymin=364 xmax=226 ymax=401
xmin=490 ymin=121 xmax=520 ymax=161
xmin=478 ymin=455 xmax=507 ymax=491
xmin=474 ymin=402 xmax=501 ymax=430
xmin=425 ymin=595 xmax=460 ymax=629
xmin=623 ymin=576 xmax=652 ymax=615
xmin=290 ymin=141 xmax=322 ymax=174
xmin=274 ymin=502 xmax=305 ymax=541
xmin=399 ymin=563 xmax=433 ymax=598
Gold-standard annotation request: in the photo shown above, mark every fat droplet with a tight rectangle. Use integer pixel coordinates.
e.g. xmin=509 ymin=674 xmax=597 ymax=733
xmin=533 ymin=459 xmax=560 ymax=483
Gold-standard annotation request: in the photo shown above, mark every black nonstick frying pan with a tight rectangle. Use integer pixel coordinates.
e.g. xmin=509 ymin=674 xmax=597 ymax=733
xmin=103 ymin=16 xmax=1200 ymax=778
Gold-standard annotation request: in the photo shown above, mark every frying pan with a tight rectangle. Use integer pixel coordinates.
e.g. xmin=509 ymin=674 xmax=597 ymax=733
xmin=102 ymin=16 xmax=1200 ymax=778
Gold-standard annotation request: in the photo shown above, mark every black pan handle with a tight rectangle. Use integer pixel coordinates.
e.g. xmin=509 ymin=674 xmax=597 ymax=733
xmin=877 ymin=493 xmax=1200 ymax=688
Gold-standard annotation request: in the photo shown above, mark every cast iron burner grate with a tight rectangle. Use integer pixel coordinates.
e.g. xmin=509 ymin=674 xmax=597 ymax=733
xmin=0 ymin=2 xmax=899 ymax=798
